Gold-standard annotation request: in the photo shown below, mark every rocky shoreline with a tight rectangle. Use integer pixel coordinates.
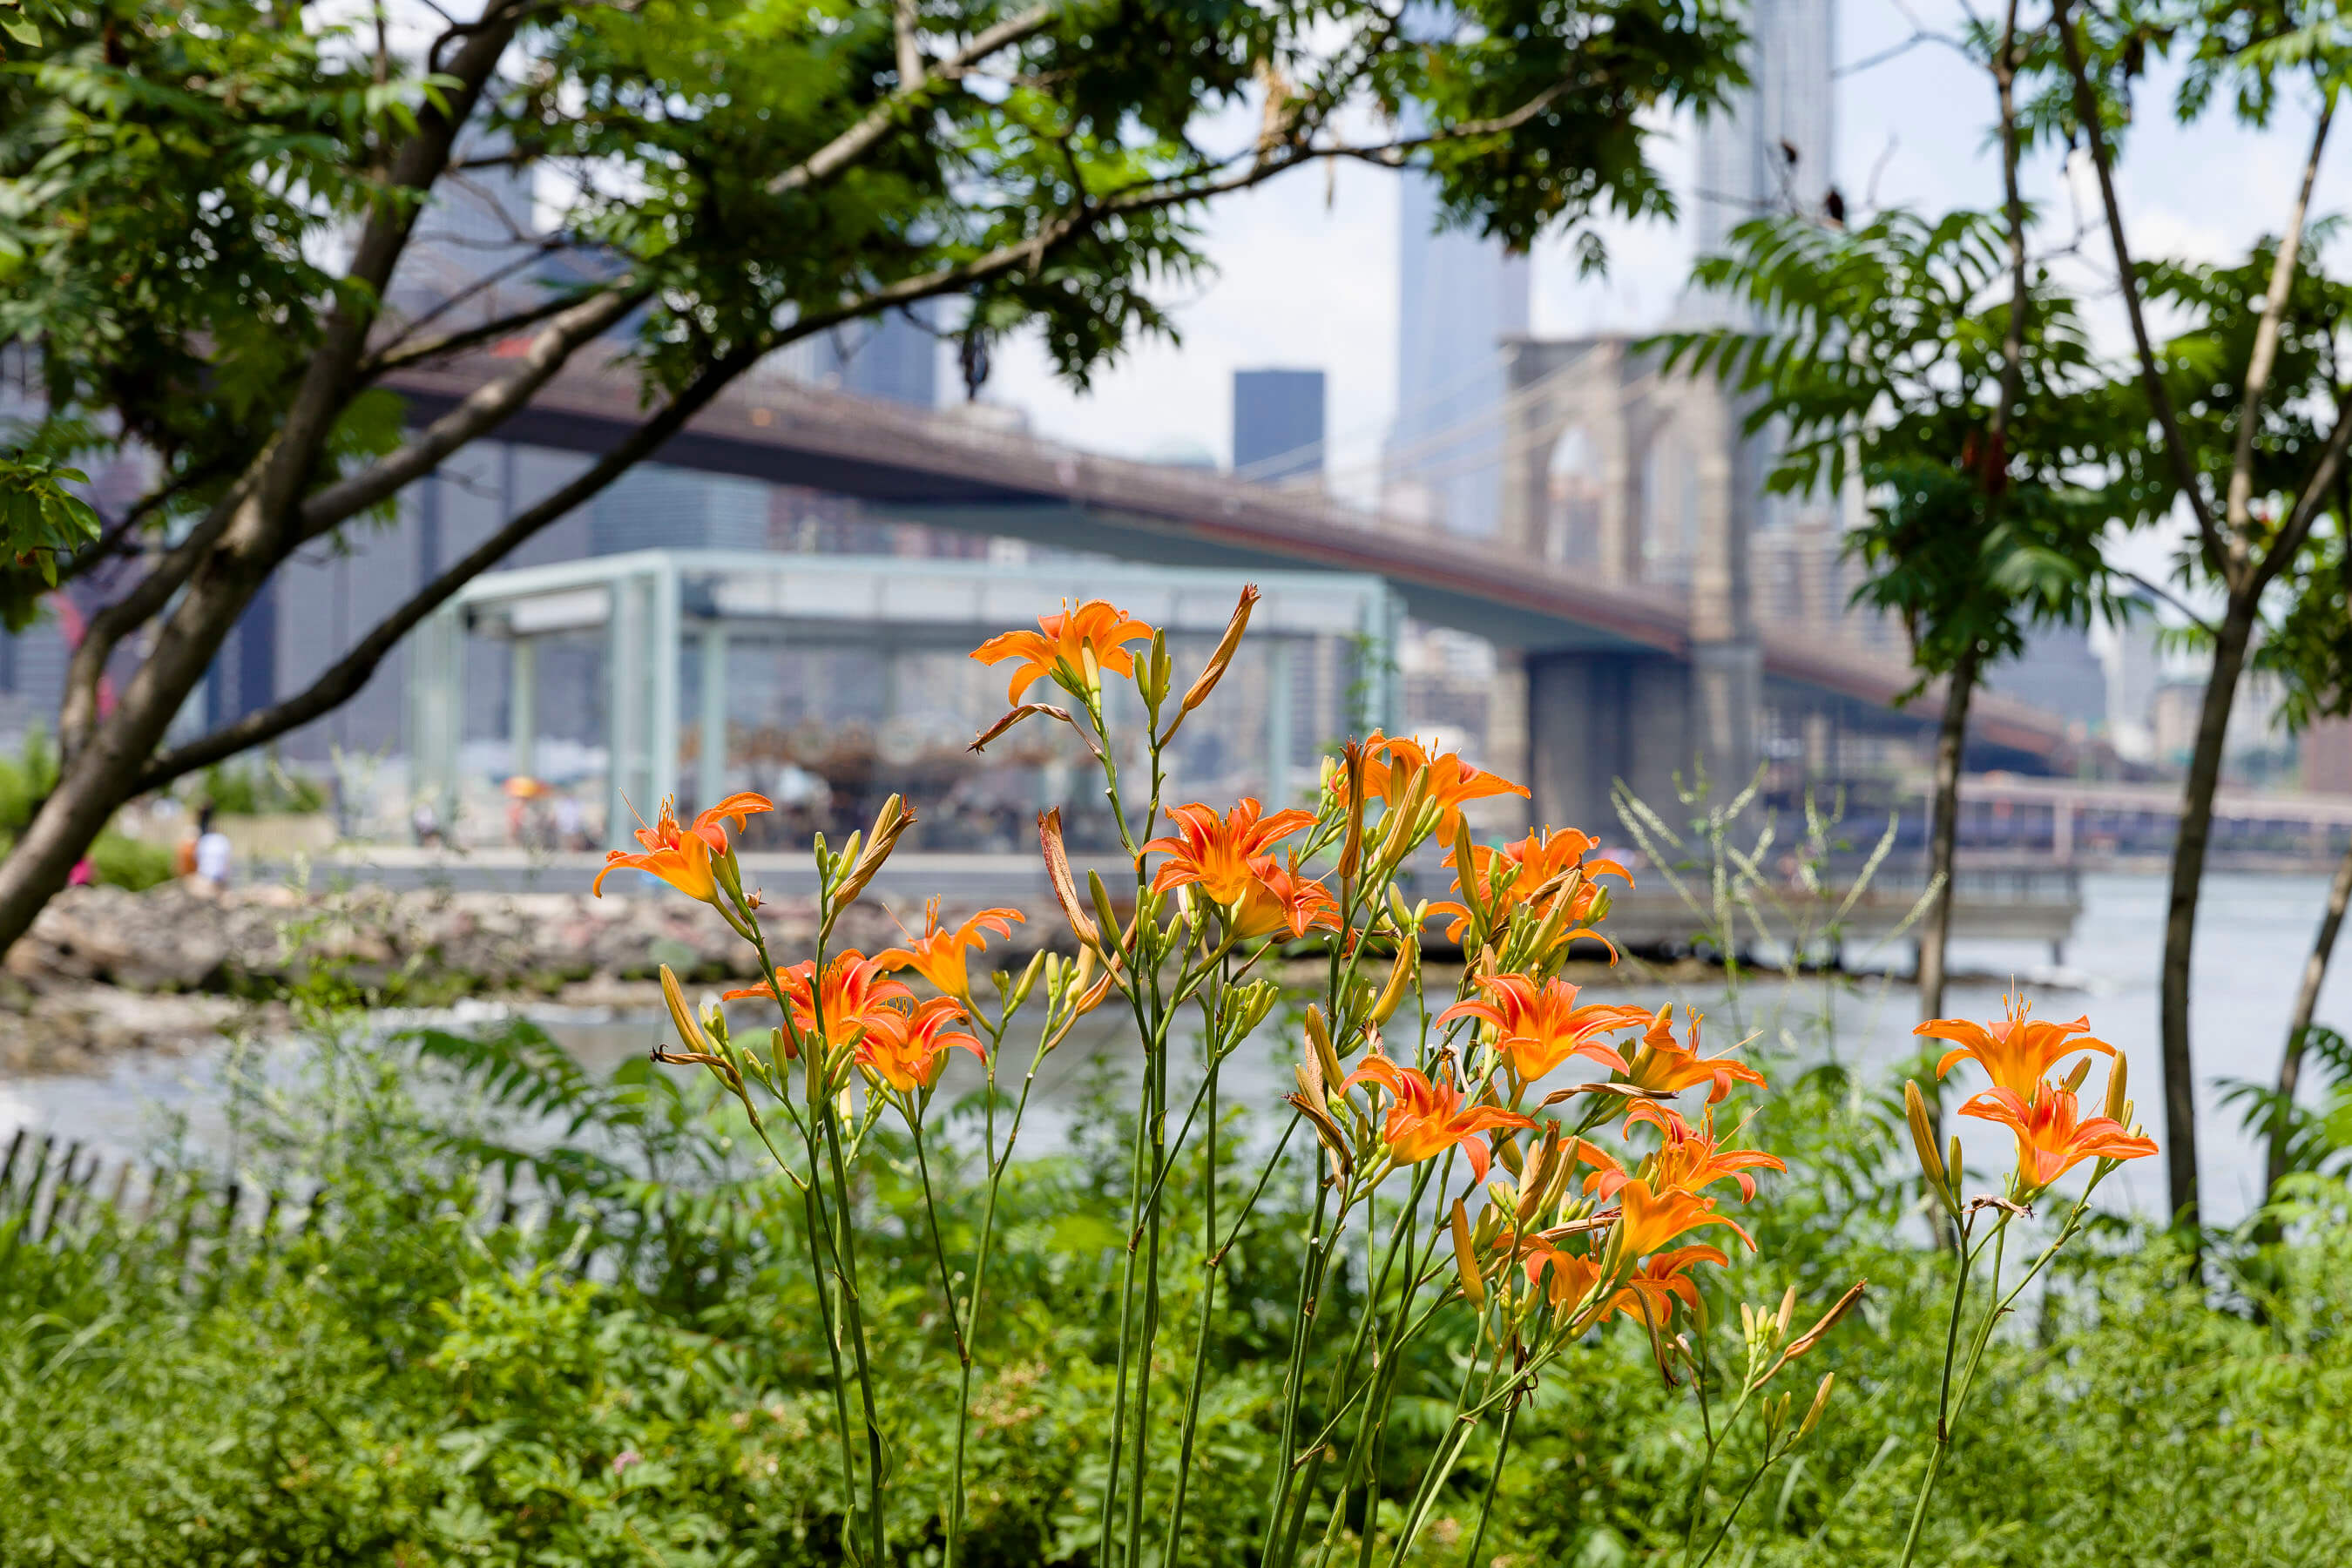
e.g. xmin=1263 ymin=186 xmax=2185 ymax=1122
xmin=0 ymin=882 xmax=1035 ymax=1072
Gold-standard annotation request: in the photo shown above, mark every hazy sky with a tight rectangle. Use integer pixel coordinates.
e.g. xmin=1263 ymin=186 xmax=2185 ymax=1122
xmin=985 ymin=0 xmax=2339 ymax=511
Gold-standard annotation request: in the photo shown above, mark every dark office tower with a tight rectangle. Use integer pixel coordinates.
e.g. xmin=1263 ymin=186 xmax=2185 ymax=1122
xmin=1233 ymin=369 xmax=1326 ymax=483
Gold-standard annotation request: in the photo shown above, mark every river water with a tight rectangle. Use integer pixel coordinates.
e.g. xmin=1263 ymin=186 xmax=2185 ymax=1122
xmin=2 ymin=870 xmax=2342 ymax=1227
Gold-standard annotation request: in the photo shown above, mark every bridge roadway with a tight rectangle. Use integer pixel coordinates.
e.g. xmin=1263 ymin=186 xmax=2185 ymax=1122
xmin=388 ymin=356 xmax=2073 ymax=763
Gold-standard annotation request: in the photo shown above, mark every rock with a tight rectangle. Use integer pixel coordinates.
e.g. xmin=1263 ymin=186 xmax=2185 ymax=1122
xmin=0 ymin=882 xmax=1060 ymax=1066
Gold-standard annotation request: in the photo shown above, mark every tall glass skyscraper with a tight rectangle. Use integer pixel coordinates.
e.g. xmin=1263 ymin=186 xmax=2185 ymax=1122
xmin=1385 ymin=174 xmax=1530 ymax=538
xmin=1689 ymin=0 xmax=1835 ymax=280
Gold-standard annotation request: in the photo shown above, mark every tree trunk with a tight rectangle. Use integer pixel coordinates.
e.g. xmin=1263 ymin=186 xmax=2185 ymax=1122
xmin=0 ymin=537 xmax=271 ymax=953
xmin=1917 ymin=644 xmax=1981 ymax=1024
xmin=2161 ymin=598 xmax=2256 ymax=1240
xmin=2264 ymin=832 xmax=2352 ymax=1204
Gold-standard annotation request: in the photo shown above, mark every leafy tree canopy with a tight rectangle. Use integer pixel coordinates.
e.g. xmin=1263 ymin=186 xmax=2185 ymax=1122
xmin=1651 ymin=208 xmax=2148 ymax=686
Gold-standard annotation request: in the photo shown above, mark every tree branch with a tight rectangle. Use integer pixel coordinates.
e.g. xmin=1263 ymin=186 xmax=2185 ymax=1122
xmin=2226 ymin=98 xmax=2334 ymax=560
xmin=362 ymin=235 xmax=577 ymax=369
xmin=300 ymin=283 xmax=645 ymax=536
xmin=2261 ymin=380 xmax=2352 ymax=598
xmin=132 ymin=341 xmax=761 ymax=791
xmin=127 ymin=47 xmax=1608 ymax=783
xmin=768 ymin=3 xmax=1058 ymax=194
xmin=362 ymin=287 xmax=602 ymax=379
xmin=2051 ymin=0 xmax=2227 ymax=581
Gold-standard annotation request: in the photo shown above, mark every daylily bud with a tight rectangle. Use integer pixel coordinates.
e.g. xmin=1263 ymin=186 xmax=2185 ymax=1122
xmin=1038 ymin=808 xmax=1103 ymax=951
xmin=1776 ymin=1283 xmax=1797 ymax=1338
xmin=1449 ymin=814 xmax=1483 ymax=941
xmin=1005 ymin=949 xmax=1050 ymax=1015
xmin=834 ymin=794 xmax=913 ymax=908
xmin=1087 ymin=869 xmax=1125 ymax=965
xmin=1800 ymin=1372 xmax=1835 ymax=1438
xmin=1369 ymin=937 xmax=1416 ymax=1025
xmin=2061 ymin=1058 xmax=2093 ymax=1096
xmin=1338 ymin=741 xmax=1368 ymax=879
xmin=1375 ymin=767 xmax=1429 ymax=867
xmin=1385 ymin=883 xmax=1416 ymax=931
xmin=1306 ymin=1005 xmax=1344 ymax=1094
xmin=970 ymin=703 xmax=1078 ymax=754
xmin=1294 ymin=1060 xmax=1328 ymax=1113
xmin=1903 ymin=1080 xmax=1952 ymax=1212
xmin=1139 ymin=627 xmax=1171 ymax=712
xmin=1775 ymin=1279 xmax=1868 ymax=1372
xmin=1450 ymin=1199 xmax=1487 ymax=1308
xmin=2104 ymin=1055 xmax=2129 ymax=1123
xmin=1163 ymin=585 xmax=1258 ymax=743
xmin=661 ymin=963 xmax=714 ymax=1056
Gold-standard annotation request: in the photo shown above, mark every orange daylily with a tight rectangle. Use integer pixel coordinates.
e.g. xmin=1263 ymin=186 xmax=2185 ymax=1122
xmin=1958 ymin=1080 xmax=2159 ymax=1193
xmin=1610 ymin=1244 xmax=1730 ymax=1327
xmin=1338 ymin=1050 xmax=1535 ymax=1182
xmin=1229 ymin=853 xmax=1341 ymax=941
xmin=857 ymin=996 xmax=985 ymax=1092
xmin=1143 ymin=798 xmax=1316 ymax=905
xmin=1604 ymin=1103 xmax=1787 ymax=1203
xmin=593 ymin=792 xmax=774 ymax=902
xmin=1919 ymin=993 xmax=2115 ymax=1099
xmin=970 ymin=598 xmax=1157 ymax=704
xmin=1523 ymin=1241 xmax=1604 ymax=1313
xmin=1328 ymin=733 xmax=1531 ymax=840
xmin=726 ymin=950 xmax=912 ymax=1050
xmin=878 ymin=898 xmax=1024 ymax=1001
xmin=1431 ymin=827 xmax=1631 ymax=954
xmin=1620 ymin=1006 xmax=1767 ymax=1105
xmin=1435 ymin=974 xmax=1648 ymax=1081
xmin=1614 ymin=1174 xmax=1755 ymax=1254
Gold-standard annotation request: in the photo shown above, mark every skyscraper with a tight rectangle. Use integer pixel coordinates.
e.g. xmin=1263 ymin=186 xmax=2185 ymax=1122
xmin=1233 ymin=368 xmax=1326 ymax=483
xmin=1386 ymin=173 xmax=1530 ymax=537
xmin=1689 ymin=0 xmax=1835 ymax=267
xmin=777 ymin=308 xmax=941 ymax=409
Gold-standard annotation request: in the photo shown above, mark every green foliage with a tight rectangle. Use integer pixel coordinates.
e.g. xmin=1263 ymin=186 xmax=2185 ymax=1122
xmin=0 ymin=0 xmax=1744 ymax=618
xmin=0 ymin=452 xmax=99 ymax=601
xmin=9 ymin=1008 xmax=2352 ymax=1565
xmin=193 ymin=754 xmax=327 ymax=815
xmin=1652 ymin=208 xmax=2148 ymax=686
xmin=86 ymin=827 xmax=171 ymax=888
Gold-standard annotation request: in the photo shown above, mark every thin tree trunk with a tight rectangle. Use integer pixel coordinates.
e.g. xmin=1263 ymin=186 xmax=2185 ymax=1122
xmin=2161 ymin=598 xmax=2255 ymax=1237
xmin=1918 ymin=645 xmax=1981 ymax=1024
xmin=2265 ymin=833 xmax=2352 ymax=1203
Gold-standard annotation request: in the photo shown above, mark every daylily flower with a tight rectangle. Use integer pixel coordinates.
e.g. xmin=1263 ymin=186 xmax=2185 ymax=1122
xmin=1143 ymin=799 xmax=1316 ymax=905
xmin=1524 ymin=1242 xmax=1604 ymax=1313
xmin=1610 ymin=1244 xmax=1730 ymax=1327
xmin=593 ymin=793 xmax=774 ymax=902
xmin=726 ymin=951 xmax=912 ymax=1050
xmin=1436 ymin=973 xmax=1648 ymax=1081
xmin=1603 ymin=1103 xmax=1786 ymax=1202
xmin=970 ymin=598 xmax=1156 ymax=704
xmin=1620 ymin=1006 xmax=1767 ymax=1105
xmin=879 ymin=898 xmax=1024 ymax=1001
xmin=1613 ymin=1175 xmax=1754 ymax=1255
xmin=1919 ymin=993 xmax=2115 ymax=1099
xmin=1958 ymin=1079 xmax=2158 ymax=1193
xmin=1338 ymin=733 xmax=1529 ymax=840
xmin=1229 ymin=853 xmax=1341 ymax=941
xmin=1431 ymin=827 xmax=1630 ymax=954
xmin=1337 ymin=1050 xmax=1534 ymax=1181
xmin=857 ymin=996 xmax=985 ymax=1092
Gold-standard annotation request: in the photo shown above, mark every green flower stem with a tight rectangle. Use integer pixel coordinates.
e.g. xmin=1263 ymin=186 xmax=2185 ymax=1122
xmin=1161 ymin=993 xmax=1225 ymax=1565
xmin=1258 ymin=1175 xmax=1336 ymax=1565
xmin=1458 ymin=1393 xmax=1520 ymax=1568
xmin=945 ymin=1025 xmax=1049 ymax=1568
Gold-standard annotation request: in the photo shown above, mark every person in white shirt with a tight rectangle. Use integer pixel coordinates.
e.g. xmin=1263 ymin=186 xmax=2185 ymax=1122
xmin=193 ymin=808 xmax=232 ymax=892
